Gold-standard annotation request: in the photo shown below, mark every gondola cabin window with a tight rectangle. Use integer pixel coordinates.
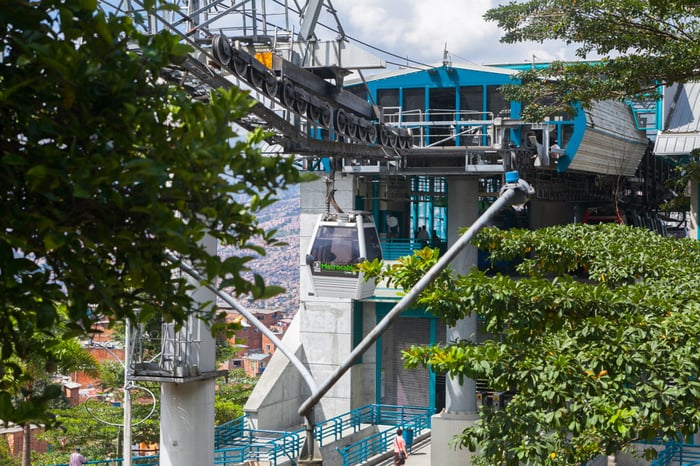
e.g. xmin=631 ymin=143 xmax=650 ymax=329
xmin=309 ymin=226 xmax=360 ymax=276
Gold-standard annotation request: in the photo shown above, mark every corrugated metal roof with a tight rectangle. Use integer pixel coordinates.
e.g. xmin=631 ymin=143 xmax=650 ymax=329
xmin=655 ymin=82 xmax=700 ymax=156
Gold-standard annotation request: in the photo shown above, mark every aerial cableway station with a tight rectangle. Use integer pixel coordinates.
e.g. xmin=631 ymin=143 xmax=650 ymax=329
xmin=94 ymin=1 xmax=696 ymax=465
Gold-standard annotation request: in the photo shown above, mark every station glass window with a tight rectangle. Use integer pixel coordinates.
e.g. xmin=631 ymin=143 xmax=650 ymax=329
xmin=428 ymin=88 xmax=456 ymax=146
xmin=377 ymin=88 xmax=399 ymax=107
xmin=460 ymin=86 xmax=483 ymax=118
xmin=486 ymin=85 xmax=509 ymax=117
xmin=403 ymin=88 xmax=425 ymax=123
xmin=378 ymin=88 xmax=400 ymax=123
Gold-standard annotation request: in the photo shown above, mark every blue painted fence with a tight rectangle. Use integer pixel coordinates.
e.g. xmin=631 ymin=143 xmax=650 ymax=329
xmin=49 ymin=404 xmax=433 ymax=466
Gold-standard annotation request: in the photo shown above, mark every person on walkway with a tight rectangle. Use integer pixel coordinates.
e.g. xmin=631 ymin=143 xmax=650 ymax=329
xmin=416 ymin=225 xmax=429 ymax=247
xmin=69 ymin=447 xmax=87 ymax=466
xmin=393 ymin=428 xmax=408 ymax=465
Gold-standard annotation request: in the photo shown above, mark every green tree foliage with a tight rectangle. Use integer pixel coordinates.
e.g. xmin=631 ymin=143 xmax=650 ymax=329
xmin=36 ymin=400 xmax=159 ymax=464
xmin=366 ymin=223 xmax=700 ymax=464
xmin=215 ymin=370 xmax=256 ymax=425
xmin=484 ymin=1 xmax=700 ymax=120
xmin=34 ymin=370 xmax=253 ymax=462
xmin=9 ymin=330 xmax=98 ymax=466
xmin=0 ymin=435 xmax=20 ymax=466
xmin=0 ymin=0 xmax=298 ymax=424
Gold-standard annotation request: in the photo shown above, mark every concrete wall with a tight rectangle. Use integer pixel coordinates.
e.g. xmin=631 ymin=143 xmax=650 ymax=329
xmin=300 ymin=297 xmax=355 ymax=420
xmin=244 ymin=314 xmax=307 ymax=430
xmin=297 ymin=175 xmax=362 ymax=420
xmin=352 ymin=301 xmax=378 ymax=408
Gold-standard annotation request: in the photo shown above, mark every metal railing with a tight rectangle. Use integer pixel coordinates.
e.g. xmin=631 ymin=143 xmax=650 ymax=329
xmin=50 ymin=456 xmax=159 ymax=466
xmin=381 ymin=238 xmax=445 ymax=261
xmin=214 ymin=424 xmax=305 ymax=465
xmin=382 ymin=107 xmax=495 ymax=148
xmin=336 ymin=404 xmax=434 ymax=466
xmin=314 ymin=405 xmax=368 ymax=446
xmin=214 ymin=415 xmax=248 ymax=449
xmin=50 ymin=404 xmax=432 ymax=466
xmin=650 ymin=442 xmax=700 ymax=466
xmin=380 ymin=238 xmax=422 ymax=260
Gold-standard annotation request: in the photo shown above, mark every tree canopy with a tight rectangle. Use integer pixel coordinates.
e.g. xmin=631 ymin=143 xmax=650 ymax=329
xmin=366 ymin=223 xmax=700 ymax=464
xmin=484 ymin=0 xmax=700 ymax=120
xmin=1 ymin=0 xmax=298 ymax=424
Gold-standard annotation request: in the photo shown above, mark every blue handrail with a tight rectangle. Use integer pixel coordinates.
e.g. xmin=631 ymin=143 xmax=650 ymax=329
xmin=336 ymin=404 xmax=434 ymax=466
xmin=650 ymin=442 xmax=700 ymax=466
xmin=381 ymin=239 xmax=434 ymax=260
xmin=49 ymin=404 xmax=433 ymax=466
xmin=49 ymin=455 xmax=159 ymax=466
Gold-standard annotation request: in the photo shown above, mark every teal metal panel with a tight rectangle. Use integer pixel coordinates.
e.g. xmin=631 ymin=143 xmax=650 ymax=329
xmin=363 ymin=66 xmax=516 ymax=97
xmin=353 ymin=301 xmax=363 ymax=364
xmin=372 ymin=175 xmax=380 ymax=230
xmin=373 ymin=302 xmax=441 ymax=407
xmin=375 ymin=331 xmax=382 ymax=406
xmin=556 ymin=105 xmax=587 ymax=172
xmin=429 ymin=318 xmax=437 ymax=410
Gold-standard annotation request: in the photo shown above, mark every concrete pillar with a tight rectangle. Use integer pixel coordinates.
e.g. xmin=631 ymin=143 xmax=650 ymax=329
xmin=691 ymin=182 xmax=699 ymax=240
xmin=298 ymin=175 xmax=356 ymax=420
xmin=160 ymin=235 xmax=217 ymax=466
xmin=161 ymin=379 xmax=216 ymax=465
xmin=431 ymin=177 xmax=480 ymax=466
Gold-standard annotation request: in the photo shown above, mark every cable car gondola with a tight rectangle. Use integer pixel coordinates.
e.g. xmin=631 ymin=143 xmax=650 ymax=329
xmin=305 ymin=212 xmax=382 ymax=299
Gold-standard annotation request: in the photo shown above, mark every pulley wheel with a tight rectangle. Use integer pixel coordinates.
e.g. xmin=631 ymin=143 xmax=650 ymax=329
xmin=249 ymin=68 xmax=264 ymax=90
xmin=295 ymin=97 xmax=308 ymax=116
xmin=308 ymin=104 xmax=321 ymax=123
xmin=357 ymin=124 xmax=368 ymax=142
xmin=335 ymin=108 xmax=348 ymax=134
xmin=388 ymin=128 xmax=398 ymax=148
xmin=263 ymin=75 xmax=278 ymax=98
xmin=212 ymin=35 xmax=232 ymax=66
xmin=320 ymin=103 xmax=333 ymax=128
xmin=379 ymin=125 xmax=390 ymax=146
xmin=367 ymin=125 xmax=378 ymax=144
xmin=281 ymin=80 xmax=295 ymax=108
xmin=232 ymin=54 xmax=248 ymax=77
xmin=346 ymin=121 xmax=357 ymax=139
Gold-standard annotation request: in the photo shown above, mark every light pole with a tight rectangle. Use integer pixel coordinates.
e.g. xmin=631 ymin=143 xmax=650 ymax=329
xmin=122 ymin=318 xmax=132 ymax=466
xmin=88 ymin=319 xmax=135 ymax=466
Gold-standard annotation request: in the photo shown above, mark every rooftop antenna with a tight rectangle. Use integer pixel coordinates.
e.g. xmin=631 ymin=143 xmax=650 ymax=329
xmin=443 ymin=43 xmax=451 ymax=67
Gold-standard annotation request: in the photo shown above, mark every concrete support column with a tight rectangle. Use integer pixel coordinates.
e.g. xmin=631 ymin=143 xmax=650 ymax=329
xmin=161 ymin=379 xmax=216 ymax=465
xmin=160 ymin=235 xmax=217 ymax=466
xmin=445 ymin=177 xmax=479 ymax=414
xmin=691 ymin=182 xmax=699 ymax=240
xmin=432 ymin=177 xmax=480 ymax=466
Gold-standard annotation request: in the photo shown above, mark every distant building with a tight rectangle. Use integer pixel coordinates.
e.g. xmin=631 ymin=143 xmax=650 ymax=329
xmin=221 ymin=308 xmax=285 ymax=375
xmin=0 ymin=422 xmax=48 ymax=459
xmin=242 ymin=352 xmax=271 ymax=378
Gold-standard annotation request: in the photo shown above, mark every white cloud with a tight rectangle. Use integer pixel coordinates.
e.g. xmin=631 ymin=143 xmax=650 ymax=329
xmin=325 ymin=0 xmax=581 ymax=68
